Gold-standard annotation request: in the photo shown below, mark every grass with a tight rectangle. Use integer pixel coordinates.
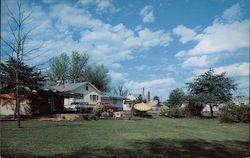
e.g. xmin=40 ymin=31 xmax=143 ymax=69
xmin=1 ymin=117 xmax=249 ymax=158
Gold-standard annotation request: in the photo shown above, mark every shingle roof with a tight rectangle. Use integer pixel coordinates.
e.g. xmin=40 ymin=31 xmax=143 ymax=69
xmin=101 ymin=93 xmax=127 ymax=99
xmin=48 ymin=82 xmax=102 ymax=93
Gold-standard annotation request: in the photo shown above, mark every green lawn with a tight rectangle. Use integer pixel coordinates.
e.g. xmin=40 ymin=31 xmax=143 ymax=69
xmin=1 ymin=117 xmax=249 ymax=158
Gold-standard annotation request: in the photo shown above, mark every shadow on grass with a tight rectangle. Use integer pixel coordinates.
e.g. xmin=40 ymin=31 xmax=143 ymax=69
xmin=2 ymin=139 xmax=249 ymax=158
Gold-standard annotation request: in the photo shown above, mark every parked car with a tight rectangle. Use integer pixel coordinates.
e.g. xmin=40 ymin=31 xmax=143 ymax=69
xmin=75 ymin=102 xmax=94 ymax=113
xmin=64 ymin=102 xmax=79 ymax=112
xmin=102 ymin=102 xmax=118 ymax=112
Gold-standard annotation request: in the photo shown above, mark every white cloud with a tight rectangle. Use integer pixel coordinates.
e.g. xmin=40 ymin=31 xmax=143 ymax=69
xmin=173 ymin=25 xmax=196 ymax=43
xmin=214 ymin=62 xmax=249 ymax=76
xmin=109 ymin=71 xmax=127 ymax=81
xmin=175 ymin=50 xmax=187 ymax=58
xmin=176 ymin=3 xmax=249 ymax=58
xmin=127 ymin=77 xmax=176 ymax=91
xmin=140 ymin=5 xmax=155 ymax=23
xmin=124 ymin=28 xmax=172 ymax=49
xmin=136 ymin=65 xmax=146 ymax=71
xmin=165 ymin=64 xmax=177 ymax=72
xmin=221 ymin=3 xmax=242 ymax=22
xmin=188 ymin=20 xmax=249 ymax=56
xmin=181 ymin=55 xmax=218 ymax=68
xmin=79 ymin=0 xmax=117 ymax=13
xmin=111 ymin=63 xmax=123 ymax=69
xmin=194 ymin=62 xmax=249 ymax=77
xmin=236 ymin=77 xmax=250 ymax=95
xmin=12 ymin=3 xmax=172 ymax=68
xmin=42 ymin=0 xmax=58 ymax=4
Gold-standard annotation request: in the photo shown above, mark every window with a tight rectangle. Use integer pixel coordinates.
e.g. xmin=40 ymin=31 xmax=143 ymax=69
xmin=76 ymin=94 xmax=84 ymax=99
xmin=86 ymin=85 xmax=88 ymax=91
xmin=90 ymin=95 xmax=99 ymax=101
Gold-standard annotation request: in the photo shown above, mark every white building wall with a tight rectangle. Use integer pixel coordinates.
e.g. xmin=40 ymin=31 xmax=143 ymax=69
xmin=0 ymin=103 xmax=32 ymax=115
xmin=64 ymin=84 xmax=102 ymax=106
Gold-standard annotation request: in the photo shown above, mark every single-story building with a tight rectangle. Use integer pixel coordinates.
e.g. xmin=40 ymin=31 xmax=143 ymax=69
xmin=0 ymin=89 xmax=80 ymax=115
xmin=101 ymin=93 xmax=127 ymax=111
xmin=0 ymin=93 xmax=32 ymax=115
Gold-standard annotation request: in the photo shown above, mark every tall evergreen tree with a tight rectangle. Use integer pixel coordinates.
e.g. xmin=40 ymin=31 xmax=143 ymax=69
xmin=1 ymin=57 xmax=44 ymax=94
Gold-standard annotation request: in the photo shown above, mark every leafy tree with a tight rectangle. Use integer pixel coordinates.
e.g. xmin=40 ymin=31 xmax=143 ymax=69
xmin=1 ymin=1 xmax=41 ymax=128
xmin=47 ymin=52 xmax=111 ymax=92
xmin=112 ymin=83 xmax=129 ymax=97
xmin=184 ymin=93 xmax=204 ymax=117
xmin=167 ymin=88 xmax=185 ymax=107
xmin=83 ymin=64 xmax=110 ymax=92
xmin=48 ymin=53 xmax=70 ymax=85
xmin=69 ymin=51 xmax=89 ymax=83
xmin=186 ymin=68 xmax=237 ymax=117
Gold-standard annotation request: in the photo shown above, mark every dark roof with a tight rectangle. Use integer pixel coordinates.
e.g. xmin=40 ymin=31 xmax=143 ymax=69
xmin=101 ymin=93 xmax=127 ymax=100
xmin=48 ymin=82 xmax=102 ymax=93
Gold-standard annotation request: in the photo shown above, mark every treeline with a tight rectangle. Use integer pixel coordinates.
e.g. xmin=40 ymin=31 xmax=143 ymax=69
xmin=46 ymin=51 xmax=110 ymax=92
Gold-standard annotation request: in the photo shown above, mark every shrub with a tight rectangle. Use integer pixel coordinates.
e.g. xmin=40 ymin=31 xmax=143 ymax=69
xmin=236 ymin=104 xmax=250 ymax=123
xmin=219 ymin=102 xmax=250 ymax=123
xmin=219 ymin=113 xmax=238 ymax=123
xmin=165 ymin=107 xmax=185 ymax=118
xmin=184 ymin=104 xmax=203 ymax=117
xmin=159 ymin=106 xmax=169 ymax=116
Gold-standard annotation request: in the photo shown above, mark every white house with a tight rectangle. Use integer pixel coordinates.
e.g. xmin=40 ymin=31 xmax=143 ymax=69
xmin=50 ymin=82 xmax=102 ymax=106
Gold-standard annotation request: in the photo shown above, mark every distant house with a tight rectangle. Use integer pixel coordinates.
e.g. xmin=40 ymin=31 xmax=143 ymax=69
xmin=101 ymin=93 xmax=127 ymax=111
xmin=50 ymin=82 xmax=102 ymax=106
xmin=232 ymin=96 xmax=249 ymax=105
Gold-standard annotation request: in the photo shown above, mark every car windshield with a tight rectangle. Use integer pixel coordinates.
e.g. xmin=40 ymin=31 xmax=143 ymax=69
xmin=71 ymin=102 xmax=79 ymax=105
xmin=70 ymin=102 xmax=88 ymax=106
xmin=80 ymin=102 xmax=88 ymax=105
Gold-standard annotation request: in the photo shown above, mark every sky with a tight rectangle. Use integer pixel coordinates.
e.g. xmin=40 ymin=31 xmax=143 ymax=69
xmin=1 ymin=0 xmax=250 ymax=100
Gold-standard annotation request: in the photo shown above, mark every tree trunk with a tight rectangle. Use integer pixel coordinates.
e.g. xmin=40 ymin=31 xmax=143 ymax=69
xmin=13 ymin=104 xmax=17 ymax=119
xmin=129 ymin=103 xmax=134 ymax=120
xmin=209 ymin=103 xmax=213 ymax=118
xmin=16 ymin=89 xmax=20 ymax=128
xmin=16 ymin=58 xmax=21 ymax=128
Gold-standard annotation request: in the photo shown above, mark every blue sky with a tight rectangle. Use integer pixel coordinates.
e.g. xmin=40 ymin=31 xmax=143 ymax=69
xmin=1 ymin=0 xmax=250 ymax=100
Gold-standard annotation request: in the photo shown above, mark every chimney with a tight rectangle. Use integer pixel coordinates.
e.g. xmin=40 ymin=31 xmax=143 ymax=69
xmin=143 ymin=87 xmax=144 ymax=95
xmin=148 ymin=91 xmax=150 ymax=102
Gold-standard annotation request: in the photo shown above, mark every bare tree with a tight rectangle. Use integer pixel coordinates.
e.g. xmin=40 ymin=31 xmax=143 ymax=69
xmin=1 ymin=1 xmax=40 ymax=128
xmin=112 ymin=83 xmax=129 ymax=97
